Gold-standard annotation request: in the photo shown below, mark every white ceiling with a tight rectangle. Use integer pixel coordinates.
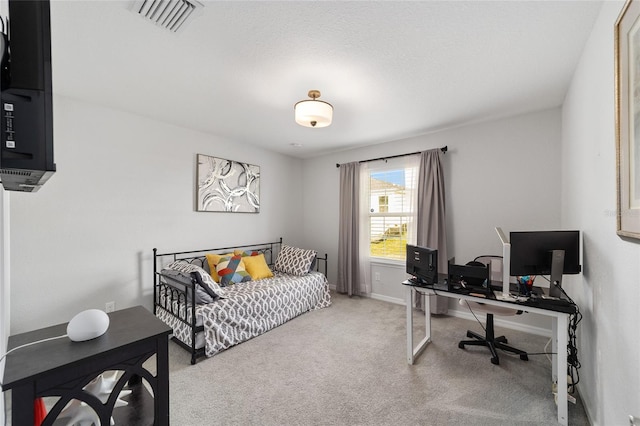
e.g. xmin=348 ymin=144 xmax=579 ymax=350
xmin=49 ymin=0 xmax=603 ymax=159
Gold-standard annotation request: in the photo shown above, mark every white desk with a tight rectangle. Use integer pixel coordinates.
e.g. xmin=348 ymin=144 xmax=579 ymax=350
xmin=404 ymin=282 xmax=572 ymax=426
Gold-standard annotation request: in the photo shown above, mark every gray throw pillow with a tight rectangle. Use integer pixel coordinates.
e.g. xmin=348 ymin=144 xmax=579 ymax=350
xmin=274 ymin=245 xmax=317 ymax=276
xmin=163 ymin=261 xmax=224 ymax=304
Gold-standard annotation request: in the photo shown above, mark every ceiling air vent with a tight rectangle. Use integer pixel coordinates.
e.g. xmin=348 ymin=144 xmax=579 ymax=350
xmin=132 ymin=0 xmax=204 ymax=33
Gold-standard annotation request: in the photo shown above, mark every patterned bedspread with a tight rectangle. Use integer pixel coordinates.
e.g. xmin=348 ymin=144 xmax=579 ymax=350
xmin=158 ymin=271 xmax=331 ymax=357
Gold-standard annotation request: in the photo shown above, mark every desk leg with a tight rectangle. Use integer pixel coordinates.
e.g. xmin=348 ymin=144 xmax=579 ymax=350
xmin=551 ymin=317 xmax=558 ymax=381
xmin=406 ymin=287 xmax=431 ymax=365
xmin=424 ymin=292 xmax=431 ymax=343
xmin=556 ymin=314 xmax=569 ymax=426
xmin=406 ymin=286 xmax=414 ymax=364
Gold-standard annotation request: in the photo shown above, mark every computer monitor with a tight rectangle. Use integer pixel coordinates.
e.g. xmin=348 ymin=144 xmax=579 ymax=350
xmin=509 ymin=230 xmax=581 ymax=297
xmin=406 ymin=244 xmax=438 ymax=285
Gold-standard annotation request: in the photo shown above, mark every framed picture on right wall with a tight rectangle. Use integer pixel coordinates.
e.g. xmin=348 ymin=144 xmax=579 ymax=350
xmin=615 ymin=0 xmax=640 ymax=239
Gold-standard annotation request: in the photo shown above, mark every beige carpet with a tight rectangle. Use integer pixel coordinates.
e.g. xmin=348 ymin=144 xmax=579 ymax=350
xmin=168 ymin=292 xmax=590 ymax=425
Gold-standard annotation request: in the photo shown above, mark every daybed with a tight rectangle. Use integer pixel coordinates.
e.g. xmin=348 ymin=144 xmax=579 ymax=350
xmin=153 ymin=238 xmax=331 ymax=364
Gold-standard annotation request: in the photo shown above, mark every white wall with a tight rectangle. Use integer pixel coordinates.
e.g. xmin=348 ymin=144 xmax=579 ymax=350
xmin=562 ymin=1 xmax=639 ymax=424
xmin=8 ymin=95 xmax=305 ymax=334
xmin=302 ymin=108 xmax=562 ymax=332
xmin=0 ymin=189 xmax=8 ymax=426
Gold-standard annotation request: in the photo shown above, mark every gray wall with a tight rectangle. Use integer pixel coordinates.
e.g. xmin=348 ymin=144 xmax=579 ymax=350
xmin=7 ymin=95 xmax=305 ymax=334
xmin=4 ymin=2 xmax=637 ymax=422
xmin=300 ymin=1 xmax=640 ymax=422
xmin=302 ymin=108 xmax=562 ymax=334
xmin=562 ymin=1 xmax=639 ymax=424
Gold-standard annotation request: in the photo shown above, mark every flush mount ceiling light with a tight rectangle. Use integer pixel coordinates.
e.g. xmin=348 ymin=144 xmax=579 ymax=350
xmin=294 ymin=90 xmax=333 ymax=128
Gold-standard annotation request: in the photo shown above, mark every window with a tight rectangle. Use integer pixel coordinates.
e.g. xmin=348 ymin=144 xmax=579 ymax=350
xmin=364 ymin=159 xmax=418 ymax=261
xmin=378 ymin=195 xmax=389 ymax=213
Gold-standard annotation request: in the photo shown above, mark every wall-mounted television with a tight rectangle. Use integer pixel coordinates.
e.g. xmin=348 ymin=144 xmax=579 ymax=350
xmin=0 ymin=0 xmax=56 ymax=192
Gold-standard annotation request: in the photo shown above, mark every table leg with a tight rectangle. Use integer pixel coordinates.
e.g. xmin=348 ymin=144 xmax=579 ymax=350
xmin=557 ymin=314 xmax=569 ymax=426
xmin=406 ymin=286 xmax=414 ymax=364
xmin=12 ymin=384 xmax=34 ymax=426
xmin=156 ymin=336 xmax=170 ymax=426
xmin=551 ymin=316 xmax=558 ymax=381
xmin=406 ymin=287 xmax=431 ymax=365
xmin=425 ymin=291 xmax=431 ymax=342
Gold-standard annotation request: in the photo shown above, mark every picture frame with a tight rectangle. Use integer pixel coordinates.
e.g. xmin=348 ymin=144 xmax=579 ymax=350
xmin=615 ymin=0 xmax=640 ymax=239
xmin=196 ymin=154 xmax=260 ymax=213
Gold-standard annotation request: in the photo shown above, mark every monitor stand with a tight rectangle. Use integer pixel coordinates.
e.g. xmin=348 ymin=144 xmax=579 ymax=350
xmin=549 ymin=249 xmax=565 ymax=298
xmin=495 ymin=227 xmax=515 ymax=301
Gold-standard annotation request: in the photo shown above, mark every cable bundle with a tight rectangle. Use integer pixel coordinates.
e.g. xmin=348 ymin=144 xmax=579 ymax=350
xmin=567 ymin=307 xmax=582 ymax=393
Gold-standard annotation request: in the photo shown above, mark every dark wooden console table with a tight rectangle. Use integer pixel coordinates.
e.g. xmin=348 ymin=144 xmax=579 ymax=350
xmin=2 ymin=306 xmax=172 ymax=425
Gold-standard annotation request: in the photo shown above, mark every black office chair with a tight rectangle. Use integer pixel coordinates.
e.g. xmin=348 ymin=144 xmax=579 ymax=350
xmin=457 ymin=256 xmax=529 ymax=365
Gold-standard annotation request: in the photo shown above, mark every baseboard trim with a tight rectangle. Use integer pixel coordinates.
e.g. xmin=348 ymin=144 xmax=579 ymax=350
xmin=448 ymin=309 xmax=551 ymax=337
xmin=366 ymin=291 xmax=551 ymax=338
xmin=327 ymin=287 xmax=406 ymax=306
xmin=368 ymin=293 xmax=405 ymax=305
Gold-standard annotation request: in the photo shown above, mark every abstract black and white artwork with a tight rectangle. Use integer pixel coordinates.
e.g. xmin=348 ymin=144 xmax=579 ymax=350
xmin=196 ymin=154 xmax=260 ymax=213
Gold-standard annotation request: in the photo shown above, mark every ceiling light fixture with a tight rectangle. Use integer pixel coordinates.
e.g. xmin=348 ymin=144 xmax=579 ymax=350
xmin=294 ymin=90 xmax=333 ymax=128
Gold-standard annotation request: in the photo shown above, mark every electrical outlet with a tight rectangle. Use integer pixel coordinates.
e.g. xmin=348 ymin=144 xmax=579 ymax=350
xmin=105 ymin=301 xmax=115 ymax=313
xmin=374 ymin=272 xmax=381 ymax=281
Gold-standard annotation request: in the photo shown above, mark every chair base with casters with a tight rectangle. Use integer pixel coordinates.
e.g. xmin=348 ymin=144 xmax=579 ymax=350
xmin=457 ymin=255 xmax=529 ymax=365
xmin=458 ymin=312 xmax=529 ymax=365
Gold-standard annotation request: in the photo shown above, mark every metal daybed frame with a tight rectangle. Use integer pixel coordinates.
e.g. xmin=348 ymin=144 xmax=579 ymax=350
xmin=152 ymin=238 xmax=327 ymax=364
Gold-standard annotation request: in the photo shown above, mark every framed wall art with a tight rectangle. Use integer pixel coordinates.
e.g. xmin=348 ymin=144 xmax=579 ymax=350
xmin=616 ymin=0 xmax=640 ymax=239
xmin=196 ymin=154 xmax=260 ymax=213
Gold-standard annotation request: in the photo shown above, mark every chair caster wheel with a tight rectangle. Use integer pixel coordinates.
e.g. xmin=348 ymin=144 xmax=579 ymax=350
xmin=458 ymin=342 xmax=465 ymax=349
xmin=491 ymin=357 xmax=499 ymax=365
xmin=520 ymin=354 xmax=529 ymax=361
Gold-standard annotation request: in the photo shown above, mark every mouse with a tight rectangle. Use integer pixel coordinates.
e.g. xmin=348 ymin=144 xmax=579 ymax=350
xmin=66 ymin=309 xmax=110 ymax=342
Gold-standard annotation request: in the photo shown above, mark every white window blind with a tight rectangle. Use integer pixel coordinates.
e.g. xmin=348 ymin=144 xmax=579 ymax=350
xmin=364 ymin=158 xmax=418 ymax=261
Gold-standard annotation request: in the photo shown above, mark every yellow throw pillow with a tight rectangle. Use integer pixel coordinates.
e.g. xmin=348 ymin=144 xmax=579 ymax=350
xmin=205 ymin=253 xmax=235 ymax=283
xmin=242 ymin=253 xmax=274 ymax=280
xmin=234 ymin=249 xmax=260 ymax=257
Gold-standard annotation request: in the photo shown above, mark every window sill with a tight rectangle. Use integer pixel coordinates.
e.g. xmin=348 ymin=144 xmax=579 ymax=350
xmin=369 ymin=258 xmax=405 ymax=268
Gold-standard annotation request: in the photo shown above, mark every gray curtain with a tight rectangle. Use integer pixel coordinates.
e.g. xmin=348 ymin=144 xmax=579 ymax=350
xmin=415 ymin=149 xmax=448 ymax=314
xmin=337 ymin=162 xmax=361 ymax=296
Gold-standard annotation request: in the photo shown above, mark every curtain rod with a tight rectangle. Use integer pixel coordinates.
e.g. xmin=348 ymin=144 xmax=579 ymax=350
xmin=335 ymin=146 xmax=448 ymax=168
